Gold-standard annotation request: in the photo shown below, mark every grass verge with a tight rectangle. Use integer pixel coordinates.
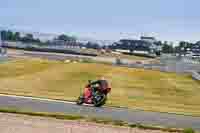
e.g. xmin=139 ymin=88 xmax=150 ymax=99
xmin=0 ymin=107 xmax=188 ymax=133
xmin=0 ymin=58 xmax=200 ymax=116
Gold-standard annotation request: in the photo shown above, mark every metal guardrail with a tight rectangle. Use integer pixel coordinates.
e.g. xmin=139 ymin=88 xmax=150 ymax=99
xmin=192 ymin=71 xmax=200 ymax=80
xmin=4 ymin=44 xmax=98 ymax=57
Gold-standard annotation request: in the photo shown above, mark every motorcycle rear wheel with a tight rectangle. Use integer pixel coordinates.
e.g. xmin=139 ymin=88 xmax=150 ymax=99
xmin=76 ymin=96 xmax=84 ymax=105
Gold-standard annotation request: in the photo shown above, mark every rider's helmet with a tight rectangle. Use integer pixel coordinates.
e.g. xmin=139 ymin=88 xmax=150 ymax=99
xmin=100 ymin=76 xmax=105 ymax=80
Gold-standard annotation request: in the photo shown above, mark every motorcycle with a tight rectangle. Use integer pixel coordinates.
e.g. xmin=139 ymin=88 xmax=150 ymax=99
xmin=76 ymin=80 xmax=111 ymax=107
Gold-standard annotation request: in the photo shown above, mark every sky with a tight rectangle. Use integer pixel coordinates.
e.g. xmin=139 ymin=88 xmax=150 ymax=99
xmin=0 ymin=0 xmax=200 ymax=42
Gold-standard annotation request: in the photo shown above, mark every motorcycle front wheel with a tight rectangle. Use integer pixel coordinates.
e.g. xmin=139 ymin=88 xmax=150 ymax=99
xmin=93 ymin=94 xmax=107 ymax=107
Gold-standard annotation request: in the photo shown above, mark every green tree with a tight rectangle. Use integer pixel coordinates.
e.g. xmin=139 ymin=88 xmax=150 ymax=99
xmin=174 ymin=46 xmax=180 ymax=53
xmin=70 ymin=36 xmax=76 ymax=42
xmin=13 ymin=32 xmax=21 ymax=41
xmin=36 ymin=38 xmax=41 ymax=43
xmin=196 ymin=41 xmax=200 ymax=45
xmin=179 ymin=41 xmax=187 ymax=48
xmin=26 ymin=34 xmax=33 ymax=40
xmin=162 ymin=42 xmax=174 ymax=53
xmin=57 ymin=34 xmax=76 ymax=42
xmin=21 ymin=33 xmax=34 ymax=42
xmin=154 ymin=41 xmax=162 ymax=46
xmin=15 ymin=32 xmax=20 ymax=40
xmin=0 ymin=30 xmax=7 ymax=41
xmin=57 ymin=34 xmax=70 ymax=41
xmin=7 ymin=30 xmax=14 ymax=40
xmin=178 ymin=41 xmax=192 ymax=56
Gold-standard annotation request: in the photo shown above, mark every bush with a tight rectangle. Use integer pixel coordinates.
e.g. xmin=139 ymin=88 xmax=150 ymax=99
xmin=112 ymin=120 xmax=126 ymax=126
xmin=183 ymin=128 xmax=195 ymax=133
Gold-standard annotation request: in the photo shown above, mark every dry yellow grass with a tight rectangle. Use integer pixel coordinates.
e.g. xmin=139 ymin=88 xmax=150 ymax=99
xmin=99 ymin=53 xmax=150 ymax=60
xmin=0 ymin=58 xmax=200 ymax=116
xmin=78 ymin=48 xmax=150 ymax=60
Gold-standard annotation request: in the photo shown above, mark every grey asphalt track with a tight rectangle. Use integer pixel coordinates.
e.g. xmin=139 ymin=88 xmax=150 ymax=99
xmin=0 ymin=95 xmax=200 ymax=131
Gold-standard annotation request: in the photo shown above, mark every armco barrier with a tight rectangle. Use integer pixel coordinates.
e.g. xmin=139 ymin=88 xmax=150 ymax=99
xmin=4 ymin=45 xmax=98 ymax=57
xmin=192 ymin=71 xmax=200 ymax=80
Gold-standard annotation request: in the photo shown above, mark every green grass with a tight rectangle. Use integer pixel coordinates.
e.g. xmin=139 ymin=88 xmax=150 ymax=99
xmin=0 ymin=58 xmax=200 ymax=116
xmin=0 ymin=107 xmax=185 ymax=132
xmin=183 ymin=128 xmax=196 ymax=133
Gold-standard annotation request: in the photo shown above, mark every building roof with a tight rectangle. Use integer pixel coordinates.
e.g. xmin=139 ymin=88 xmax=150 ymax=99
xmin=192 ymin=43 xmax=200 ymax=53
xmin=140 ymin=36 xmax=156 ymax=40
xmin=119 ymin=39 xmax=153 ymax=46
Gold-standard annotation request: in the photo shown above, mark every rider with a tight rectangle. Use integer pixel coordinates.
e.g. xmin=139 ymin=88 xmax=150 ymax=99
xmin=89 ymin=76 xmax=110 ymax=93
xmin=83 ymin=76 xmax=110 ymax=104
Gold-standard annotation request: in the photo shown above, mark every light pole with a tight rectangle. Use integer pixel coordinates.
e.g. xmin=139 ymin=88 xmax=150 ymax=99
xmin=0 ymin=30 xmax=2 ymax=55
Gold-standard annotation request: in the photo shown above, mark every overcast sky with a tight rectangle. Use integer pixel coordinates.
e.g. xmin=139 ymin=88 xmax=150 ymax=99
xmin=0 ymin=0 xmax=199 ymax=42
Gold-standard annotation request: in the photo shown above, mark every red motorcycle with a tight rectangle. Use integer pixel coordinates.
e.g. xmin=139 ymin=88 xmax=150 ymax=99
xmin=76 ymin=80 xmax=111 ymax=107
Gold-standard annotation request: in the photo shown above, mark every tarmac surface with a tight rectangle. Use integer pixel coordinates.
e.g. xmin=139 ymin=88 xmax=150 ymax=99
xmin=0 ymin=94 xmax=200 ymax=131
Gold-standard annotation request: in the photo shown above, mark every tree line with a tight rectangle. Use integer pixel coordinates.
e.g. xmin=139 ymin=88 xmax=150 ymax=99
xmin=1 ymin=30 xmax=199 ymax=53
xmin=0 ymin=30 xmax=103 ymax=49
xmin=0 ymin=30 xmax=41 ymax=43
xmin=0 ymin=30 xmax=78 ymax=45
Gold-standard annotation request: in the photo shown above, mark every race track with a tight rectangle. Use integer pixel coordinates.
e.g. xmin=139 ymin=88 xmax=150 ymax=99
xmin=0 ymin=94 xmax=200 ymax=131
xmin=3 ymin=50 xmax=200 ymax=130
